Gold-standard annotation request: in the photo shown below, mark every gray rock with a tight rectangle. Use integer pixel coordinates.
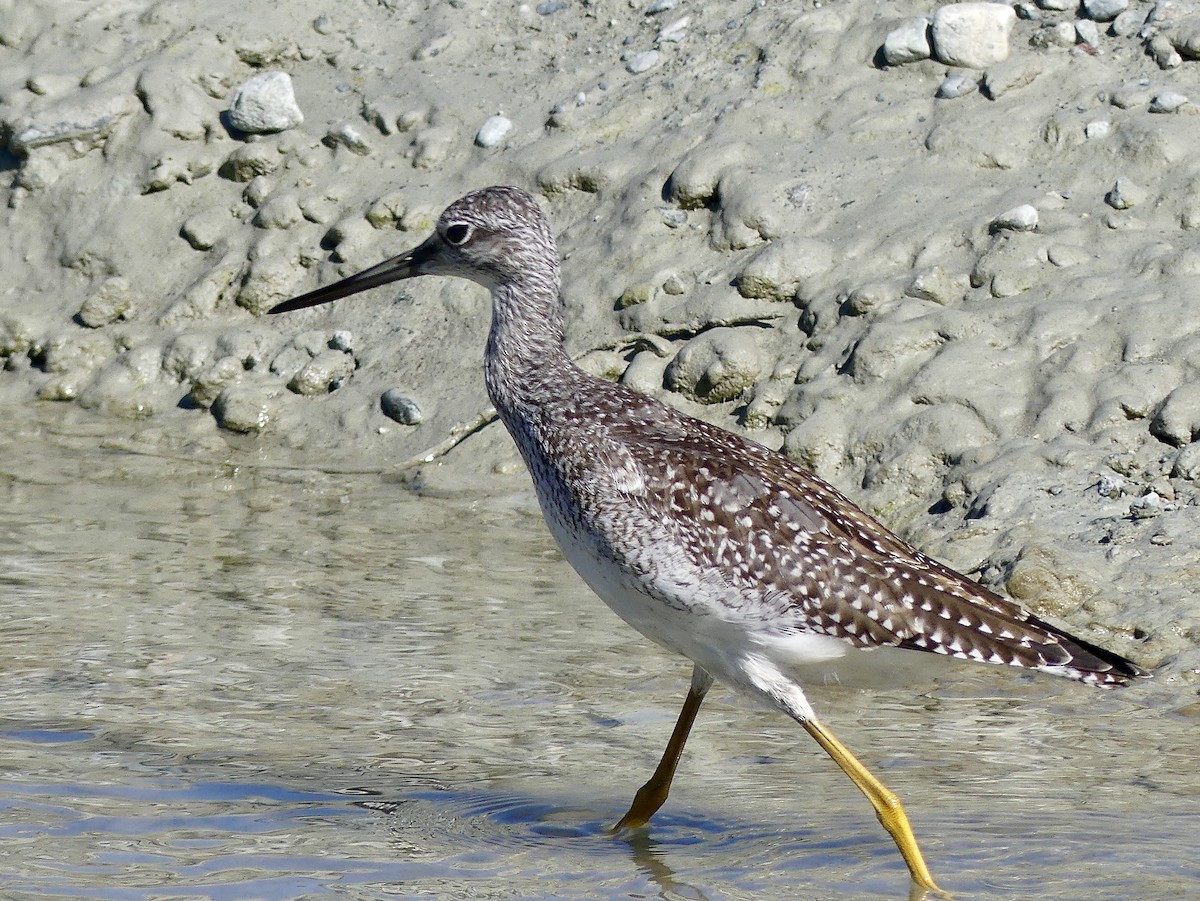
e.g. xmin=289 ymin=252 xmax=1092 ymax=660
xmin=1110 ymin=8 xmax=1146 ymax=35
xmin=243 ymin=176 xmax=272 ymax=208
xmin=9 ymin=88 xmax=139 ymax=155
xmin=882 ymin=17 xmax=933 ymax=65
xmin=1082 ymin=0 xmax=1127 ymax=21
xmin=1149 ymin=34 xmax=1183 ymax=69
xmin=220 ymin=143 xmax=280 ymax=182
xmin=932 ymin=3 xmax=1016 ymax=69
xmin=1171 ymin=442 xmax=1200 ymax=480
xmin=226 ymin=72 xmax=303 ymax=135
xmin=1151 ymin=382 xmax=1200 ymax=445
xmin=1173 ymin=16 xmax=1200 ymax=59
xmin=937 ymin=73 xmax=979 ymax=98
xmin=1035 ymin=0 xmax=1073 ymax=9
xmin=1105 ymin=177 xmax=1146 ymax=210
xmin=380 ymin=388 xmax=423 ymax=424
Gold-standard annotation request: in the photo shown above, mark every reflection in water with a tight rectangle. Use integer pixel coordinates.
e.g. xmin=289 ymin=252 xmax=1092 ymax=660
xmin=0 ymin=412 xmax=1195 ymax=899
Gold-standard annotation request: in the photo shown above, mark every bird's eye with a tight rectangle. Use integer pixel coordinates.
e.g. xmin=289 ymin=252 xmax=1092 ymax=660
xmin=444 ymin=223 xmax=472 ymax=246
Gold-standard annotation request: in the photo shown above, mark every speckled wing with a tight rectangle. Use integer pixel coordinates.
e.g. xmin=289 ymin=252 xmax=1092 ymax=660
xmin=609 ymin=411 xmax=1145 ymax=687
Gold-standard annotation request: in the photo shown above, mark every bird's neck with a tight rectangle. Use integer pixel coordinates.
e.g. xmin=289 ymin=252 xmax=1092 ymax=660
xmin=483 ymin=280 xmax=573 ymax=421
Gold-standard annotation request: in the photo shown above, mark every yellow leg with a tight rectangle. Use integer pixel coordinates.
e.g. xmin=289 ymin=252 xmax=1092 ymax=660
xmin=612 ymin=666 xmax=713 ymax=831
xmin=802 ymin=718 xmax=941 ymax=892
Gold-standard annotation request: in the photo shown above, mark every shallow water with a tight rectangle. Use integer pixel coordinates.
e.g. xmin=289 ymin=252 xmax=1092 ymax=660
xmin=0 ymin=411 xmax=1196 ymax=901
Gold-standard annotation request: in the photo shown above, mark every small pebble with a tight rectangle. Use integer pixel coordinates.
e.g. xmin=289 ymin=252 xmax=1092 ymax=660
xmin=660 ymin=208 xmax=687 ymax=228
xmin=626 ymin=50 xmax=660 ymax=74
xmin=536 ymin=1 xmax=568 ymax=14
xmin=226 ymin=72 xmax=303 ymax=134
xmin=312 ymin=14 xmax=334 ymax=34
xmin=1105 ymin=177 xmax=1145 ymax=210
xmin=330 ymin=330 xmax=354 ymax=352
xmin=657 ymin=16 xmax=689 ymax=43
xmin=380 ymin=389 xmax=423 ymax=425
xmin=937 ymin=73 xmax=978 ymax=99
xmin=1084 ymin=119 xmax=1111 ymax=139
xmin=1149 ymin=91 xmax=1187 ymax=113
xmin=991 ymin=204 xmax=1039 ymax=232
xmin=646 ymin=0 xmax=677 ymax=12
xmin=475 ymin=115 xmax=513 ymax=148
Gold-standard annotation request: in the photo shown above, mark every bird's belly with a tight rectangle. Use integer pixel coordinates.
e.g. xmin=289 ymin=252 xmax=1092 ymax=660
xmin=538 ymin=499 xmax=852 ymax=680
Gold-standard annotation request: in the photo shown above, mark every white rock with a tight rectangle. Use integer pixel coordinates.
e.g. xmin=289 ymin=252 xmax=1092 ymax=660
xmin=1075 ymin=19 xmax=1101 ymax=47
xmin=883 ymin=17 xmax=933 ymax=65
xmin=475 ymin=115 xmax=513 ymax=148
xmin=1035 ymin=0 xmax=1073 ymax=9
xmin=937 ymin=72 xmax=978 ymax=98
xmin=626 ymin=50 xmax=660 ymax=74
xmin=1150 ymin=91 xmax=1187 ymax=113
xmin=992 ymin=204 xmax=1038 ymax=232
xmin=932 ymin=3 xmax=1016 ymax=69
xmin=226 ymin=71 xmax=303 ymax=134
xmin=657 ymin=16 xmax=689 ymax=43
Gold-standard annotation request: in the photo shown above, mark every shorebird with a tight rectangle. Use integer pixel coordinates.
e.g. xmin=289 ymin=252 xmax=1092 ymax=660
xmin=270 ymin=186 xmax=1147 ymax=891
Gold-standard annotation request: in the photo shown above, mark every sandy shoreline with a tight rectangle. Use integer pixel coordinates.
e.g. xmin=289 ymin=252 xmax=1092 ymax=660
xmin=1 ymin=0 xmax=1197 ymax=685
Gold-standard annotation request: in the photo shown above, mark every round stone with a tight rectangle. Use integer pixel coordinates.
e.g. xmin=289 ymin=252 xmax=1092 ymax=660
xmin=380 ymin=388 xmax=423 ymax=424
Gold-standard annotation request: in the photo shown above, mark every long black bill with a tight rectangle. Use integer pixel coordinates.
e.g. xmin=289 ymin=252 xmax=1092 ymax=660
xmin=268 ymin=234 xmax=438 ymax=314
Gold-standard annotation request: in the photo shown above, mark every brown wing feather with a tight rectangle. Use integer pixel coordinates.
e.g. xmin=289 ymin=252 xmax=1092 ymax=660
xmin=608 ymin=405 xmax=1146 ymax=686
